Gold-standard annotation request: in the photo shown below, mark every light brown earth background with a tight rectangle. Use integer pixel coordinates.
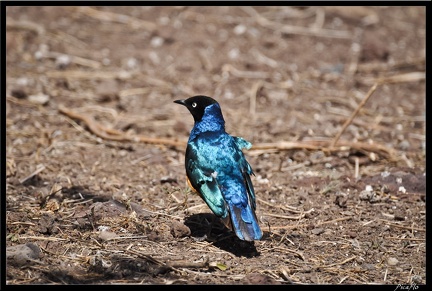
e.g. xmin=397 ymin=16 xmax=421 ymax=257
xmin=5 ymin=6 xmax=426 ymax=285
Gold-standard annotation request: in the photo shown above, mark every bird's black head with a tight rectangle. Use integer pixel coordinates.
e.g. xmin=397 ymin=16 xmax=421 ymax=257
xmin=174 ymin=95 xmax=219 ymax=122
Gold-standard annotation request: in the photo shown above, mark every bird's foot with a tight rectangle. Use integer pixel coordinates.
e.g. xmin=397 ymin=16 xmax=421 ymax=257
xmin=191 ymin=234 xmax=208 ymax=242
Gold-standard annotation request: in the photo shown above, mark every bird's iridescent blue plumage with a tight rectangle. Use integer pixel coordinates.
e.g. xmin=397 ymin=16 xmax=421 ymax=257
xmin=175 ymin=96 xmax=262 ymax=241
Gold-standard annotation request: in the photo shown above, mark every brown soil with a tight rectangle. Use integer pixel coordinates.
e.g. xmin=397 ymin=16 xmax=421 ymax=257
xmin=5 ymin=6 xmax=426 ymax=285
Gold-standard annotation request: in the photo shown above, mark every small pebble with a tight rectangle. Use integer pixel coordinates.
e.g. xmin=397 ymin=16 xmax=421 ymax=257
xmin=28 ymin=93 xmax=50 ymax=105
xmin=387 ymin=257 xmax=399 ymax=266
xmin=311 ymin=228 xmax=324 ymax=235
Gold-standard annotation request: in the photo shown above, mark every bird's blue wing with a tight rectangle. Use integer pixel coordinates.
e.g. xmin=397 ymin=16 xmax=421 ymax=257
xmin=233 ymin=136 xmax=252 ymax=150
xmin=185 ymin=143 xmax=227 ymax=218
xmin=228 ymin=136 xmax=261 ymax=240
xmin=234 ymin=137 xmax=256 ymax=208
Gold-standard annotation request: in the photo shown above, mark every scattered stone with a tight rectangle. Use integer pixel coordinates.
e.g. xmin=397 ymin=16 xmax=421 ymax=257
xmin=99 ymin=230 xmax=118 ymax=241
xmin=335 ymin=192 xmax=348 ymax=208
xmin=151 ymin=36 xmax=164 ymax=47
xmin=311 ymin=228 xmax=324 ymax=235
xmin=10 ymin=88 xmax=28 ymax=99
xmin=398 ymin=140 xmax=411 ymax=151
xmin=393 ymin=210 xmax=406 ymax=221
xmin=96 ymin=80 xmax=119 ymax=102
xmin=89 ymin=200 xmax=127 ymax=221
xmin=28 ymin=93 xmax=50 ymax=105
xmin=359 ymin=189 xmax=381 ymax=203
xmin=411 ymin=275 xmax=422 ymax=284
xmin=55 ymin=54 xmax=71 ymax=69
xmin=6 ymin=243 xmax=41 ymax=266
xmin=360 ymin=30 xmax=390 ymax=62
xmin=348 ymin=231 xmax=357 ymax=238
xmin=387 ymin=257 xmax=399 ymax=266
xmin=170 ymin=220 xmax=191 ymax=238
xmin=160 ymin=176 xmax=177 ymax=184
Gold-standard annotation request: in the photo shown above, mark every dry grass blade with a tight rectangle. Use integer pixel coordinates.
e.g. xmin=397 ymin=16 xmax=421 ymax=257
xmin=331 ymin=83 xmax=379 ymax=147
xmin=384 ymin=237 xmax=425 ymax=241
xmin=378 ymin=219 xmax=425 ymax=232
xmin=126 ymin=249 xmax=210 ymax=271
xmin=46 ymin=70 xmax=135 ymax=80
xmin=77 ymin=7 xmax=157 ymax=31
xmin=223 ymin=64 xmax=270 ymax=79
xmin=263 ymin=212 xmax=306 ymax=220
xmin=271 ymin=216 xmax=352 ymax=230
xmin=357 ymin=58 xmax=425 ymax=73
xmin=19 ymin=164 xmax=46 ymax=184
xmin=6 ymin=18 xmax=45 ymax=34
xmin=19 ymin=236 xmax=68 ymax=241
xmin=41 ymin=52 xmax=101 ymax=69
xmin=272 ymin=246 xmax=305 ymax=261
xmin=375 ymin=72 xmax=425 ymax=84
xmin=319 ymin=256 xmax=357 ymax=268
xmin=242 ymin=6 xmax=352 ymax=39
xmin=249 ymin=80 xmax=263 ymax=115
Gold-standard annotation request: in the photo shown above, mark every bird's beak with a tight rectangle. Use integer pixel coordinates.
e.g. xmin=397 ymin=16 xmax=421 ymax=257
xmin=174 ymin=99 xmax=187 ymax=106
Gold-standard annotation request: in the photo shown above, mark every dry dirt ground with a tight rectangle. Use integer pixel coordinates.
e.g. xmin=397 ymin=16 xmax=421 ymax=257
xmin=4 ymin=6 xmax=426 ymax=285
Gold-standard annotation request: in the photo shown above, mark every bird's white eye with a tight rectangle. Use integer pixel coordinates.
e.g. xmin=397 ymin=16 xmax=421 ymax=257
xmin=192 ymin=102 xmax=197 ymax=108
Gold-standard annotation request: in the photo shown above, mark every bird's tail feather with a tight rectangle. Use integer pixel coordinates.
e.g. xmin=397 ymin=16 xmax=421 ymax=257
xmin=225 ymin=203 xmax=262 ymax=241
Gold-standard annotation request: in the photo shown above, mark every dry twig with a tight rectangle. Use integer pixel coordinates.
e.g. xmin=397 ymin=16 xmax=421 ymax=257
xmin=58 ymin=105 xmax=185 ymax=148
xmin=361 ymin=72 xmax=425 ymax=85
xmin=378 ymin=219 xmax=425 ymax=232
xmin=19 ymin=164 xmax=46 ymax=184
xmin=46 ymin=70 xmax=135 ymax=80
xmin=271 ymin=216 xmax=352 ymax=230
xmin=6 ymin=18 xmax=45 ymax=35
xmin=331 ymin=83 xmax=379 ymax=147
xmin=77 ymin=7 xmax=157 ymax=31
xmin=242 ymin=6 xmax=352 ymax=39
xmin=127 ymin=249 xmax=210 ymax=271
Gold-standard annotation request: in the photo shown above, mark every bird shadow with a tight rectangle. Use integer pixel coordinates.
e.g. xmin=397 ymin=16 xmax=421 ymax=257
xmin=184 ymin=213 xmax=261 ymax=258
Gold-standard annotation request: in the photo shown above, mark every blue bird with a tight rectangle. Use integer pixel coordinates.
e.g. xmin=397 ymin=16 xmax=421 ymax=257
xmin=174 ymin=95 xmax=262 ymax=241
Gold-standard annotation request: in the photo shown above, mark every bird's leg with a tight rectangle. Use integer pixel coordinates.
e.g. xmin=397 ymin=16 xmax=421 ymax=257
xmin=192 ymin=233 xmax=208 ymax=242
xmin=208 ymin=216 xmax=238 ymax=242
xmin=191 ymin=215 xmax=215 ymax=242
xmin=193 ymin=215 xmax=224 ymax=242
xmin=203 ymin=215 xmax=217 ymax=242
